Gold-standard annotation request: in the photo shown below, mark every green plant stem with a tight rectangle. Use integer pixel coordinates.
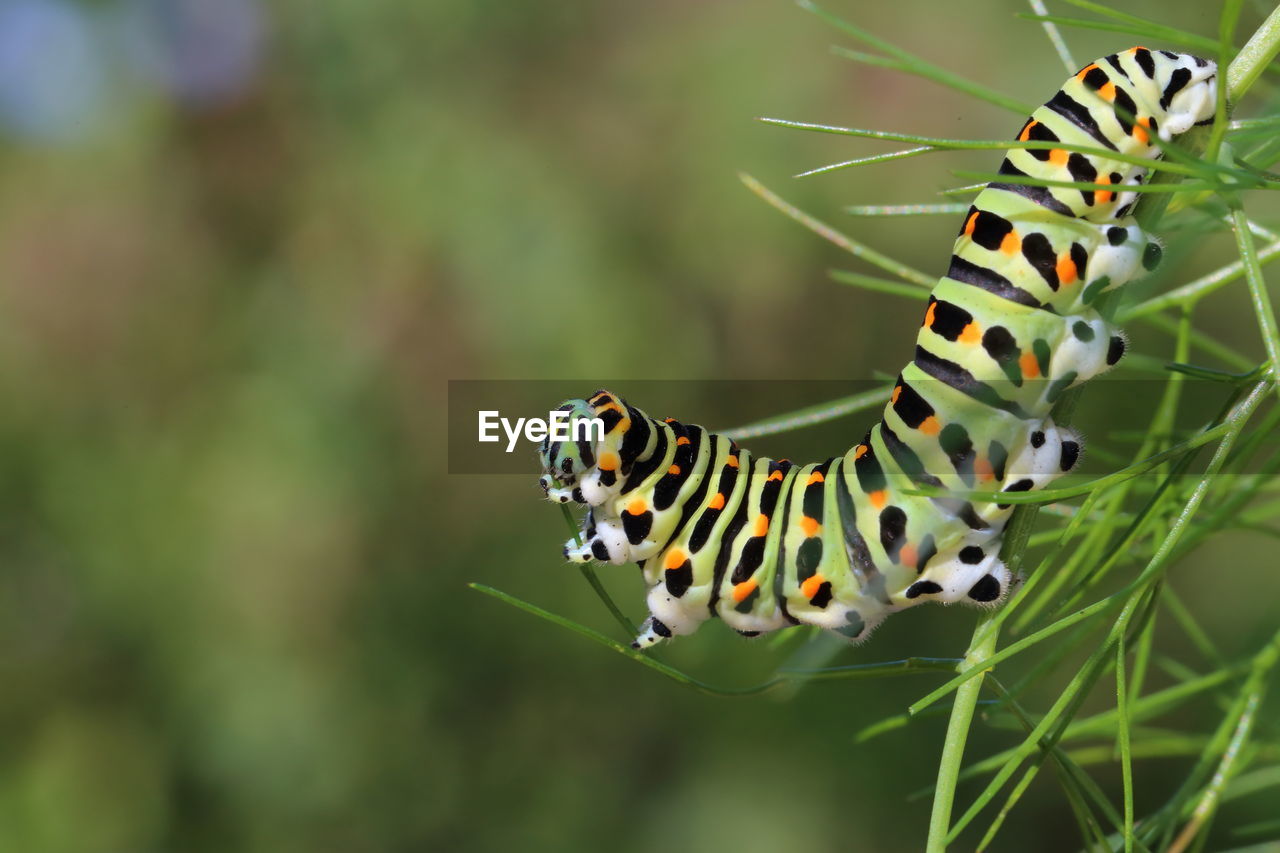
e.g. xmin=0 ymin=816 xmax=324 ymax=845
xmin=926 ymin=474 xmax=1053 ymax=852
xmin=926 ymin=611 xmax=1001 ymax=853
xmin=923 ymin=21 xmax=1280 ymax=840
xmin=560 ymin=504 xmax=638 ymax=637
xmin=1227 ymin=3 xmax=1280 ymax=102
xmin=945 ymin=382 xmax=1268 ymax=847
xmin=1116 ymin=638 xmax=1136 ymax=853
xmin=1228 ymin=205 xmax=1280 ymax=400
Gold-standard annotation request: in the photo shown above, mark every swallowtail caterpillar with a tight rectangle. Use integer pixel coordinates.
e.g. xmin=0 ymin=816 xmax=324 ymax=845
xmin=538 ymin=48 xmax=1217 ymax=649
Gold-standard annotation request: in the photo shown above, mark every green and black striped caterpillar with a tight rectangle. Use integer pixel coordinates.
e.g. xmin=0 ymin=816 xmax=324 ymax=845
xmin=538 ymin=48 xmax=1218 ymax=649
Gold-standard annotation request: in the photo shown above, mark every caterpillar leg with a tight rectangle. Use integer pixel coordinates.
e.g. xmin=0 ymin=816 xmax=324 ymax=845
xmin=632 ymin=617 xmax=672 ymax=649
xmin=1080 ymin=220 xmax=1161 ymax=304
xmin=1003 ymin=419 xmax=1082 ymax=493
xmin=1052 ymin=316 xmax=1127 ymax=390
xmin=640 ymin=580 xmax=713 ymax=649
xmin=899 ymin=540 xmax=1012 ymax=608
xmin=893 ymin=417 xmax=1082 ymax=611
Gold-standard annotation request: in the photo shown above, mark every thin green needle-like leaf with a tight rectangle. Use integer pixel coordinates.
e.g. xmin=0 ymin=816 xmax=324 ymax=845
xmin=978 ymin=678 xmax=1133 ymax=850
xmin=757 ymin=118 xmax=1222 ymax=179
xmin=1204 ymin=0 xmax=1245 ymax=166
xmin=560 ymin=504 xmax=638 ymax=637
xmin=1117 ymin=639 xmax=1136 ymax=853
xmin=914 ymin=381 xmax=1269 ymax=717
xmin=938 ymin=182 xmax=987 ymax=198
xmin=1027 ymin=0 xmax=1076 ymax=73
xmin=798 ymin=0 xmax=1036 ymax=115
xmin=469 ymin=584 xmax=787 ymax=697
xmin=943 ymin=383 xmax=1268 ymax=844
xmin=1138 ymin=311 xmax=1257 ymax=372
xmin=953 ymin=170 xmax=1231 ymax=195
xmin=1055 ymin=0 xmax=1237 ymax=57
xmin=1150 ymin=626 xmax=1280 ymax=850
xmin=954 ymin=665 xmax=1248 ymax=783
xmin=1121 ymin=234 xmax=1280 ymax=320
xmin=740 ymin=173 xmax=935 ymax=286
xmin=1229 ymin=116 xmax=1280 ymax=131
xmin=718 ymin=385 xmax=891 ymax=440
xmin=829 ymin=268 xmax=931 ymax=300
xmin=1165 ymin=361 xmax=1271 ymax=384
xmin=796 ymin=146 xmax=937 ymax=177
xmin=1167 ymin=691 xmax=1263 ymax=853
xmin=845 ymin=203 xmax=970 ymax=216
xmin=778 ymin=657 xmax=963 ymax=680
xmin=902 ymin=416 xmax=1235 ymax=505
xmin=1229 ymin=206 xmax=1280 ymax=404
xmin=1160 ymin=585 xmax=1226 ymax=668
xmin=1223 ymin=764 xmax=1280 ymax=804
xmin=1018 ymin=14 xmax=1222 ymax=55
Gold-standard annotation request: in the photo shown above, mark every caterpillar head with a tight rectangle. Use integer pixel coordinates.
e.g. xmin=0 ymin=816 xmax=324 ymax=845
xmin=537 ymin=391 xmax=634 ymax=506
xmin=537 ymin=399 xmax=599 ymax=502
xmin=1152 ymin=52 xmax=1217 ymax=137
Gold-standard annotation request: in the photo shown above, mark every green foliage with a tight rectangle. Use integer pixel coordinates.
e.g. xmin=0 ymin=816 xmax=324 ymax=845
xmin=3 ymin=0 xmax=1279 ymax=851
xmin=487 ymin=2 xmax=1280 ymax=851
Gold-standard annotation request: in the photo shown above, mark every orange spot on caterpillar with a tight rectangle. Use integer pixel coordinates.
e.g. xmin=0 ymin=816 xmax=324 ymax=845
xmin=589 ymin=392 xmax=611 ymax=404
xmin=958 ymin=322 xmax=981 ymax=345
xmin=919 ymin=416 xmax=941 ymax=436
xmin=869 ymin=490 xmax=887 ymax=509
xmin=627 ymin=499 xmax=647 ymax=515
xmin=1099 ymin=81 xmax=1116 ymax=101
xmin=754 ymin=514 xmax=770 ymax=537
xmin=975 ymin=457 xmax=995 ymax=483
xmin=708 ymin=492 xmax=726 ymax=510
xmin=854 ymin=445 xmax=868 ymax=460
xmin=1129 ymin=46 xmax=1147 ymax=54
xmin=767 ymin=470 xmax=784 ymax=482
xmin=964 ymin=211 xmax=978 ymax=237
xmin=891 ymin=385 xmax=902 ymax=404
xmin=1049 ymin=149 xmax=1069 ymax=166
xmin=664 ymin=549 xmax=685 ymax=570
xmin=899 ymin=544 xmax=918 ymax=569
xmin=924 ymin=300 xmax=937 ymax=329
xmin=1075 ymin=63 xmax=1098 ymax=81
xmin=1056 ymin=254 xmax=1078 ymax=285
xmin=725 ymin=454 xmax=740 ymax=468
xmin=732 ymin=579 xmax=757 ymax=603
xmin=1095 ymin=173 xmax=1114 ymax=204
xmin=799 ymin=516 xmax=821 ymax=537
xmin=598 ymin=453 xmax=619 ymax=471
xmin=1133 ymin=117 xmax=1150 ymax=145
xmin=668 ymin=464 xmax=681 ymax=476
xmin=663 ymin=417 xmax=677 ymax=423
xmin=1000 ymin=231 xmax=1021 ymax=255
xmin=676 ymin=436 xmax=690 ymax=446
xmin=806 ymin=471 xmax=825 ymax=486
xmin=1020 ymin=351 xmax=1040 ymax=379
xmin=1018 ymin=120 xmax=1038 ymax=142
xmin=800 ymin=573 xmax=826 ymax=600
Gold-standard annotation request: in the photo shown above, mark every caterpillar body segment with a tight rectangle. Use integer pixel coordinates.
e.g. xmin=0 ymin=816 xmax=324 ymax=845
xmin=537 ymin=49 xmax=1217 ymax=649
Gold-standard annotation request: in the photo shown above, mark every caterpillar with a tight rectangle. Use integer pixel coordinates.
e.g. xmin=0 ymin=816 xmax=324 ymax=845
xmin=538 ymin=48 xmax=1217 ymax=650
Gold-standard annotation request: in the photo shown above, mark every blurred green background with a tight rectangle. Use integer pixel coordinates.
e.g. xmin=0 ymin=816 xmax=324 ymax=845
xmin=0 ymin=0 xmax=1276 ymax=850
